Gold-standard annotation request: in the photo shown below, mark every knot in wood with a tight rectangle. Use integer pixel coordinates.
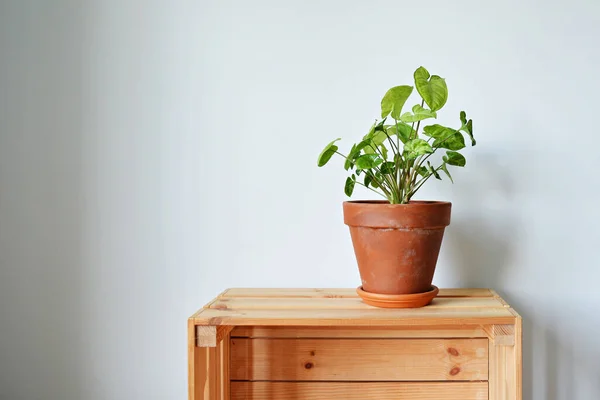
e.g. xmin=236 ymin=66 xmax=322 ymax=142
xmin=447 ymin=347 xmax=459 ymax=356
xmin=304 ymin=362 xmax=314 ymax=369
xmin=449 ymin=366 xmax=461 ymax=376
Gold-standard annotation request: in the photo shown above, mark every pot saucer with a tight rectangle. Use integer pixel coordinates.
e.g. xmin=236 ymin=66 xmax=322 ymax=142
xmin=357 ymin=285 xmax=439 ymax=308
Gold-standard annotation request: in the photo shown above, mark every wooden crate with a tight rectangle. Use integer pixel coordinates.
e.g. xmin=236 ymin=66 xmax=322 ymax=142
xmin=188 ymin=288 xmax=522 ymax=400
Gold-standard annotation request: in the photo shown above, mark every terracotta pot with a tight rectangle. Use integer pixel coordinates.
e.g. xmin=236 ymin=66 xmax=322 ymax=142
xmin=343 ymin=200 xmax=451 ymax=295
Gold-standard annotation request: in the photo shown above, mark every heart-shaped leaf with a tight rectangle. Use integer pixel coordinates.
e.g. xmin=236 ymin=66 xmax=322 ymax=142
xmin=344 ymin=176 xmax=356 ymax=196
xmin=422 ymin=124 xmax=454 ymax=139
xmin=403 ymin=138 xmax=433 ymax=160
xmin=399 ymin=104 xmax=438 ymax=123
xmin=414 ymin=67 xmax=448 ymax=112
xmin=355 ymin=154 xmax=383 ymax=169
xmin=387 ymin=123 xmax=414 ymax=143
xmin=317 ymin=138 xmax=341 ymax=167
xmin=444 ymin=151 xmax=466 ymax=167
xmin=433 ymin=132 xmax=465 ymax=150
xmin=381 ymin=85 xmax=414 ymax=119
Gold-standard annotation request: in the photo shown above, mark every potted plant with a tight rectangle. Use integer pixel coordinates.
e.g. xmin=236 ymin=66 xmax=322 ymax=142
xmin=317 ymin=66 xmax=476 ymax=308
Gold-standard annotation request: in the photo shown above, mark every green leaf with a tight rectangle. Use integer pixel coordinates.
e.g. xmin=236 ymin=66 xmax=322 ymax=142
xmin=355 ymin=136 xmax=379 ymax=155
xmin=381 ymin=85 xmax=414 ymax=119
xmin=370 ymin=173 xmax=381 ymax=188
xmin=399 ymin=104 xmax=437 ymax=123
xmin=362 ymin=141 xmax=377 ymax=154
xmin=403 ymin=138 xmax=433 ymax=160
xmin=427 ymin=161 xmax=441 ymax=180
xmin=422 ymin=124 xmax=455 ymax=139
xmin=459 ymin=111 xmax=476 ymax=146
xmin=355 ymin=154 xmax=383 ymax=169
xmin=344 ymin=143 xmax=356 ymax=170
xmin=386 ymin=123 xmax=413 ymax=144
xmin=370 ymin=131 xmax=388 ymax=146
xmin=356 ymin=139 xmax=374 ymax=153
xmin=373 ymin=119 xmax=387 ymax=132
xmin=344 ymin=176 xmax=356 ymax=197
xmin=441 ymin=163 xmax=454 ymax=183
xmin=414 ymin=67 xmax=448 ymax=112
xmin=417 ymin=166 xmax=429 ymax=177
xmin=444 ymin=151 xmax=466 ymax=167
xmin=317 ymin=138 xmax=341 ymax=167
xmin=433 ymin=132 xmax=465 ymax=150
xmin=365 ymin=171 xmax=381 ymax=188
xmin=379 ymin=144 xmax=388 ymax=160
xmin=380 ymin=161 xmax=395 ymax=174
xmin=424 ymin=125 xmax=465 ymax=150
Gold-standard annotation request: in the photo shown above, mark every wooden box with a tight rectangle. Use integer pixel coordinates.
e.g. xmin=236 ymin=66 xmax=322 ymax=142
xmin=188 ymin=288 xmax=521 ymax=400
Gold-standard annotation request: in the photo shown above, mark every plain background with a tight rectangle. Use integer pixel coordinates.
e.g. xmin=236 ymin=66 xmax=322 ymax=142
xmin=1 ymin=0 xmax=599 ymax=399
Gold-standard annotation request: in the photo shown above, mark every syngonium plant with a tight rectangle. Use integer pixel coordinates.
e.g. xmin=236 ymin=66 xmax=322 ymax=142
xmin=317 ymin=66 xmax=476 ymax=204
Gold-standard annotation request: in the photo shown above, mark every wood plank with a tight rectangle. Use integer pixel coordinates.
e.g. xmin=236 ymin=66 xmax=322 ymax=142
xmin=188 ymin=320 xmax=199 ymax=400
xmin=230 ymin=338 xmax=488 ymax=381
xmin=189 ymin=320 xmax=218 ymax=400
xmin=216 ymin=331 xmax=230 ymax=400
xmin=223 ymin=288 xmax=493 ymax=298
xmin=231 ymin=382 xmax=488 ymax=400
xmin=231 ymin=326 xmax=488 ymax=339
xmin=212 ymin=296 xmax=504 ymax=311
xmin=195 ymin=326 xmax=234 ymax=347
xmin=193 ymin=306 xmax=516 ymax=327
xmin=515 ymin=317 xmax=523 ymax=400
xmin=197 ymin=325 xmax=217 ymax=347
xmin=488 ymin=321 xmax=521 ymax=400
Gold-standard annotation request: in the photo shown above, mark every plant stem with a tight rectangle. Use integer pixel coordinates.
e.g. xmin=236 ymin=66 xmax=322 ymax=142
xmin=410 ymin=127 xmax=461 ymax=188
xmin=355 ymin=181 xmax=387 ymax=199
xmin=365 ymin=143 xmax=399 ymax=199
xmin=409 ymin=164 xmax=444 ymax=200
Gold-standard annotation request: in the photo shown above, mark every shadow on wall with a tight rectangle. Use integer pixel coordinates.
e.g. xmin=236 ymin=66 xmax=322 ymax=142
xmin=444 ymin=151 xmax=600 ymax=399
xmin=0 ymin=2 xmax=86 ymax=399
xmin=445 ymin=151 xmax=519 ymax=288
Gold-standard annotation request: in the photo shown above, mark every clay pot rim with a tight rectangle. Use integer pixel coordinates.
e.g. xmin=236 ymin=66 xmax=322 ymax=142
xmin=344 ymin=200 xmax=451 ymax=207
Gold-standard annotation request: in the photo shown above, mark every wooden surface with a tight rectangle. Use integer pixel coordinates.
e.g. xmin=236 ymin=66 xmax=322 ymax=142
xmin=231 ymin=326 xmax=488 ymax=339
xmin=230 ymin=337 xmax=488 ymax=381
xmin=189 ymin=288 xmax=522 ymax=400
xmin=488 ymin=318 xmax=522 ymax=400
xmin=192 ymin=288 xmax=517 ymax=327
xmin=230 ymin=382 xmax=488 ymax=400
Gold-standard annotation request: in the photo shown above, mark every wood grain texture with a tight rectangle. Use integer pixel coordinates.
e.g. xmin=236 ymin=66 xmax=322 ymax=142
xmin=188 ymin=320 xmax=200 ymax=400
xmin=212 ymin=296 xmax=504 ymax=310
xmin=193 ymin=306 xmax=515 ymax=326
xmin=223 ymin=288 xmax=493 ymax=299
xmin=515 ymin=317 xmax=523 ymax=400
xmin=196 ymin=326 xmax=217 ymax=347
xmin=488 ymin=320 xmax=521 ymax=400
xmin=231 ymin=382 xmax=489 ymax=400
xmin=230 ymin=338 xmax=488 ymax=381
xmin=231 ymin=326 xmax=488 ymax=339
xmin=216 ymin=332 xmax=230 ymax=400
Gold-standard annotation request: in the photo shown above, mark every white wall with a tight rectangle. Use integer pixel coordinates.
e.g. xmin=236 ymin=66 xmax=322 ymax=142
xmin=1 ymin=0 xmax=599 ymax=399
